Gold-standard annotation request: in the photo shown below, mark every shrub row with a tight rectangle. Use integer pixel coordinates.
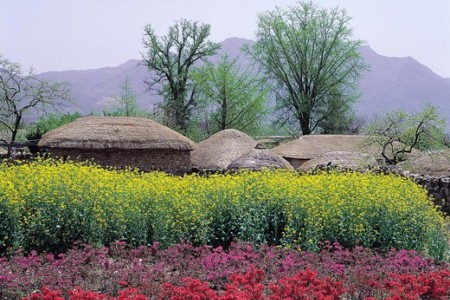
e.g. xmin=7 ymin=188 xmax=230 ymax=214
xmin=2 ymin=242 xmax=449 ymax=299
xmin=0 ymin=159 xmax=448 ymax=259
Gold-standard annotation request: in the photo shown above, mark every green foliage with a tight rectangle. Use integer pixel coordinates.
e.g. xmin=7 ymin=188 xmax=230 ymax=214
xmin=103 ymin=76 xmax=148 ymax=117
xmin=1 ymin=160 xmax=448 ymax=260
xmin=25 ymin=112 xmax=82 ymax=141
xmin=142 ymin=19 xmax=220 ymax=134
xmin=444 ymin=134 xmax=450 ymax=147
xmin=317 ymin=89 xmax=365 ymax=134
xmin=191 ymin=55 xmax=268 ymax=138
xmin=246 ymin=1 xmax=367 ymax=135
xmin=364 ymin=104 xmax=447 ymax=164
xmin=0 ymin=181 xmax=20 ymax=251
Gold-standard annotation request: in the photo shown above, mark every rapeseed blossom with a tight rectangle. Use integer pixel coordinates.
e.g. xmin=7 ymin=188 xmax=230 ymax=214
xmin=0 ymin=159 xmax=448 ymax=260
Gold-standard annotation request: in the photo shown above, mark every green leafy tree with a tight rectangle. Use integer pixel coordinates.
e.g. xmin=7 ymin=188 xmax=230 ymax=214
xmin=142 ymin=19 xmax=220 ymax=133
xmin=319 ymin=87 xmax=365 ymax=134
xmin=246 ymin=1 xmax=367 ymax=135
xmin=25 ymin=112 xmax=82 ymax=142
xmin=25 ymin=112 xmax=81 ymax=154
xmin=103 ymin=76 xmax=146 ymax=117
xmin=191 ymin=55 xmax=268 ymax=137
xmin=364 ymin=104 xmax=447 ymax=165
xmin=0 ymin=56 xmax=70 ymax=155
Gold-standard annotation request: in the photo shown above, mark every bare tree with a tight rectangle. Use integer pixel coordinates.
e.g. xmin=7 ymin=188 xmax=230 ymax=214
xmin=364 ymin=104 xmax=447 ymax=165
xmin=142 ymin=19 xmax=220 ymax=133
xmin=0 ymin=56 xmax=70 ymax=156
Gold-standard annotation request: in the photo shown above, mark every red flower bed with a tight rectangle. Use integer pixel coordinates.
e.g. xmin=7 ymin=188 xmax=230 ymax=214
xmin=0 ymin=241 xmax=448 ymax=299
xmin=23 ymin=286 xmax=148 ymax=300
xmin=23 ymin=269 xmax=449 ymax=300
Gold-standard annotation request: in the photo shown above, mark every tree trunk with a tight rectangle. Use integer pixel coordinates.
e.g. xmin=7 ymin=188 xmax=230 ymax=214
xmin=221 ymin=97 xmax=227 ymax=130
xmin=299 ymin=115 xmax=311 ymax=135
xmin=7 ymin=115 xmax=21 ymax=157
xmin=175 ymin=109 xmax=188 ymax=134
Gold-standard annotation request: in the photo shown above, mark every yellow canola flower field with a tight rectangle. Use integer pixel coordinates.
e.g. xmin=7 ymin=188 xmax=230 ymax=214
xmin=0 ymin=159 xmax=448 ymax=260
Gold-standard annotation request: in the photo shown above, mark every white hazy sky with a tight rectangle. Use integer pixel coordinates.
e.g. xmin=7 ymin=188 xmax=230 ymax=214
xmin=1 ymin=0 xmax=449 ymax=78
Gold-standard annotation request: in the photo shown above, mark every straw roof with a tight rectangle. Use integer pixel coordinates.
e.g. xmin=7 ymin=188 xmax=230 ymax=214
xmin=400 ymin=149 xmax=450 ymax=177
xmin=299 ymin=151 xmax=378 ymax=171
xmin=228 ymin=149 xmax=294 ymax=171
xmin=271 ymin=134 xmax=387 ymax=160
xmin=192 ymin=129 xmax=258 ymax=171
xmin=38 ymin=116 xmax=195 ymax=150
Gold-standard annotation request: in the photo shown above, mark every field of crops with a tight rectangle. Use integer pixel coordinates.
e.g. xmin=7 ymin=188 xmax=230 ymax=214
xmin=0 ymin=159 xmax=449 ymax=299
xmin=1 ymin=159 xmax=448 ymax=257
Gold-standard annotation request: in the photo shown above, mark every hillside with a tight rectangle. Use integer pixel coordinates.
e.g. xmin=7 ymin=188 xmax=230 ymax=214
xmin=358 ymin=46 xmax=450 ymax=118
xmin=38 ymin=38 xmax=450 ymax=127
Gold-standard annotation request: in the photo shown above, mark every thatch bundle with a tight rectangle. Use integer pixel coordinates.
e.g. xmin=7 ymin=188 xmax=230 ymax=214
xmin=228 ymin=149 xmax=294 ymax=171
xmin=39 ymin=116 xmax=195 ymax=150
xmin=298 ymin=151 xmax=378 ymax=171
xmin=192 ymin=129 xmax=258 ymax=172
xmin=271 ymin=135 xmax=377 ymax=159
xmin=270 ymin=135 xmax=380 ymax=169
xmin=400 ymin=149 xmax=450 ymax=177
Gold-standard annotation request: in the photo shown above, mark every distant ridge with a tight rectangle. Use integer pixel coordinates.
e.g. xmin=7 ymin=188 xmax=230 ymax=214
xmin=358 ymin=46 xmax=449 ymax=118
xmin=38 ymin=38 xmax=450 ymax=129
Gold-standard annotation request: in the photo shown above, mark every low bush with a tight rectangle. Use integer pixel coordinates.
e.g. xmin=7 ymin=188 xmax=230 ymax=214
xmin=0 ymin=159 xmax=448 ymax=259
xmin=1 ymin=242 xmax=448 ymax=299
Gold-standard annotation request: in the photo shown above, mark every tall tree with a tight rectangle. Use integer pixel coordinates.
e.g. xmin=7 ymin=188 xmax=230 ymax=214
xmin=247 ymin=1 xmax=367 ymax=135
xmin=0 ymin=56 xmax=70 ymax=156
xmin=104 ymin=76 xmax=145 ymax=117
xmin=142 ymin=19 xmax=220 ymax=133
xmin=191 ymin=55 xmax=267 ymax=137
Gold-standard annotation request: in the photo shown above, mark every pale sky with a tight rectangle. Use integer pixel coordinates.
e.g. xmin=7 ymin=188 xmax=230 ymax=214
xmin=1 ymin=0 xmax=449 ymax=78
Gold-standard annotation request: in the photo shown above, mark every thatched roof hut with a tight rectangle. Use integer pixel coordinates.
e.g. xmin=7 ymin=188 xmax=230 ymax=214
xmin=39 ymin=116 xmax=194 ymax=150
xmin=271 ymin=135 xmax=383 ymax=169
xmin=228 ymin=149 xmax=294 ymax=171
xmin=400 ymin=149 xmax=450 ymax=177
xmin=191 ymin=129 xmax=258 ymax=172
xmin=298 ymin=151 xmax=378 ymax=171
xmin=38 ymin=116 xmax=195 ymax=173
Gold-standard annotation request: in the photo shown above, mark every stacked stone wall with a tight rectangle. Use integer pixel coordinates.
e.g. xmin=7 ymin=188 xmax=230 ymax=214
xmin=47 ymin=148 xmax=192 ymax=174
xmin=398 ymin=171 xmax=450 ymax=216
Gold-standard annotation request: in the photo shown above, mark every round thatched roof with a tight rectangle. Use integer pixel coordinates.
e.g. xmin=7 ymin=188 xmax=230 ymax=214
xmin=191 ymin=129 xmax=258 ymax=171
xmin=38 ymin=116 xmax=195 ymax=150
xmin=271 ymin=134 xmax=387 ymax=160
xmin=400 ymin=149 xmax=450 ymax=177
xmin=228 ymin=149 xmax=294 ymax=171
xmin=299 ymin=151 xmax=378 ymax=171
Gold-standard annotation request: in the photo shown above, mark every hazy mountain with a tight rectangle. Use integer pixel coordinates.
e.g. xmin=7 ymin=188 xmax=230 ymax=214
xmin=39 ymin=60 xmax=154 ymax=113
xmin=38 ymin=37 xmax=450 ymax=127
xmin=358 ymin=46 xmax=449 ymax=119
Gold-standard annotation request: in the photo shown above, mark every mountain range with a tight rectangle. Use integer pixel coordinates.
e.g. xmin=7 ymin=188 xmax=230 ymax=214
xmin=38 ymin=37 xmax=450 ymax=128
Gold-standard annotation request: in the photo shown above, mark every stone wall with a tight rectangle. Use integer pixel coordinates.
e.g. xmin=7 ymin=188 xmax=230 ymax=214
xmin=46 ymin=148 xmax=192 ymax=174
xmin=397 ymin=171 xmax=450 ymax=216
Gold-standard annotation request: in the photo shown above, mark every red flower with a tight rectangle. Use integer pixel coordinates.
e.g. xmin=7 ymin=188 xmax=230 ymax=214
xmin=22 ymin=286 xmax=64 ymax=300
